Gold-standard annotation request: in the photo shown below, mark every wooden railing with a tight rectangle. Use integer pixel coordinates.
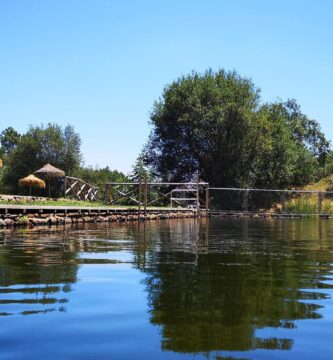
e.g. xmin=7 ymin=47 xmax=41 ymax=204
xmin=64 ymin=176 xmax=99 ymax=202
xmin=104 ymin=176 xmax=209 ymax=215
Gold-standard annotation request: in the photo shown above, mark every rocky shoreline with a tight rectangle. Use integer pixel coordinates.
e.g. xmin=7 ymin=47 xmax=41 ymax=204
xmin=0 ymin=210 xmax=206 ymax=228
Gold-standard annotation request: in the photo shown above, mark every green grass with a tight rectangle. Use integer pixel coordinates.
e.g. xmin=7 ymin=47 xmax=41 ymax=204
xmin=273 ymin=174 xmax=333 ymax=215
xmin=281 ymin=196 xmax=333 ymax=215
xmin=284 ymin=196 xmax=319 ymax=214
xmin=0 ymin=197 xmax=174 ymax=209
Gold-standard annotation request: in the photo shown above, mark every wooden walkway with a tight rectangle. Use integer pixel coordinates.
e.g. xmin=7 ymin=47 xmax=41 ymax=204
xmin=0 ymin=204 xmax=196 ymax=215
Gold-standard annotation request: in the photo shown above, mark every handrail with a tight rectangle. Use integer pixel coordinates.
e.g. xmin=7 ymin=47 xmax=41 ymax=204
xmin=209 ymin=187 xmax=332 ymax=194
xmin=106 ymin=182 xmax=208 ymax=186
xmin=66 ymin=176 xmax=99 ymax=190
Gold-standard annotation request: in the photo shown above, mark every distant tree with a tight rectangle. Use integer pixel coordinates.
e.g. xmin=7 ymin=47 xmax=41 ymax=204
xmin=282 ymin=99 xmax=330 ymax=174
xmin=62 ymin=125 xmax=82 ymax=174
xmin=254 ymin=102 xmax=322 ymax=188
xmin=76 ymin=165 xmax=128 ymax=200
xmin=131 ymin=152 xmax=154 ymax=182
xmin=0 ymin=127 xmax=21 ymax=157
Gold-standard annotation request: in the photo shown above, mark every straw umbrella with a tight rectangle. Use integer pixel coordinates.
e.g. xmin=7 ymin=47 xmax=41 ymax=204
xmin=34 ymin=163 xmax=65 ymax=197
xmin=18 ymin=174 xmax=46 ymax=196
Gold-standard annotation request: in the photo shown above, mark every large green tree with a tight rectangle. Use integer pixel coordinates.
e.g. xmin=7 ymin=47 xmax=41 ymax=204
xmin=145 ymin=69 xmax=330 ymax=188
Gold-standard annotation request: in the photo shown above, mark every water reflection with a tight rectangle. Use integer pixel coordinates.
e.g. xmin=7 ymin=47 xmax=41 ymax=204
xmin=0 ymin=218 xmax=333 ymax=359
xmin=0 ymin=227 xmax=78 ymax=316
xmin=138 ymin=218 xmax=333 ymax=354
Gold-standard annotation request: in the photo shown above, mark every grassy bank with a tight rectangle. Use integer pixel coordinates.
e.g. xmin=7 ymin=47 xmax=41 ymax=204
xmin=279 ymin=174 xmax=333 ymax=215
xmin=0 ymin=197 xmax=170 ymax=209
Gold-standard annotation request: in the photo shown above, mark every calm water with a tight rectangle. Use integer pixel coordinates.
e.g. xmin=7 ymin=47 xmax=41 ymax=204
xmin=1 ymin=218 xmax=333 ymax=360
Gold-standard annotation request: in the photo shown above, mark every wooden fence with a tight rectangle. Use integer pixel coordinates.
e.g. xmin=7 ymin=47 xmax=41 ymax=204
xmin=208 ymin=187 xmax=333 ymax=215
xmin=64 ymin=176 xmax=99 ymax=202
xmin=104 ymin=176 xmax=209 ymax=215
xmin=104 ymin=180 xmax=333 ymax=216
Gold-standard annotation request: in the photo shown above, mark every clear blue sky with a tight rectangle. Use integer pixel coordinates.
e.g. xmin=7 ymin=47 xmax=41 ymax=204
xmin=1 ymin=0 xmax=332 ymax=173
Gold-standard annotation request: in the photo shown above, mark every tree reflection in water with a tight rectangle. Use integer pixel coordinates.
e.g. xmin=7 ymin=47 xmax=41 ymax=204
xmin=0 ymin=218 xmax=332 ymax=358
xmin=137 ymin=218 xmax=333 ymax=354
xmin=0 ymin=226 xmax=78 ymax=316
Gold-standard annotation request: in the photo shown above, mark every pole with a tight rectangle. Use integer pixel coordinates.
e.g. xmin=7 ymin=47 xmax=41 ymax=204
xmin=205 ymin=185 xmax=209 ymax=212
xmin=105 ymin=184 xmax=110 ymax=204
xmin=318 ymin=192 xmax=323 ymax=215
xmin=196 ymin=173 xmax=200 ymax=217
xmin=281 ymin=191 xmax=286 ymax=213
xmin=138 ymin=180 xmax=142 ymax=221
xmin=243 ymin=190 xmax=249 ymax=212
xmin=144 ymin=174 xmax=148 ymax=217
xmin=64 ymin=176 xmax=67 ymax=198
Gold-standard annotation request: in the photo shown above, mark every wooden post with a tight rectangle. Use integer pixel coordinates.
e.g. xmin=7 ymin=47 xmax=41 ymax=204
xmin=104 ymin=184 xmax=109 ymax=204
xmin=138 ymin=180 xmax=142 ymax=220
xmin=144 ymin=174 xmax=148 ymax=217
xmin=281 ymin=191 xmax=286 ymax=213
xmin=318 ymin=192 xmax=323 ymax=215
xmin=64 ymin=176 xmax=67 ymax=198
xmin=196 ymin=173 xmax=200 ymax=217
xmin=205 ymin=185 xmax=209 ymax=212
xmin=243 ymin=190 xmax=249 ymax=212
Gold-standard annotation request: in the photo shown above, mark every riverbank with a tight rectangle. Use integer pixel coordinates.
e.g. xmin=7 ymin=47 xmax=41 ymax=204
xmin=0 ymin=204 xmax=206 ymax=227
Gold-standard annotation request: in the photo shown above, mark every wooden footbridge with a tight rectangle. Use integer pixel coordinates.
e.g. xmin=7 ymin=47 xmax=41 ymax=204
xmin=2 ymin=174 xmax=333 ymax=219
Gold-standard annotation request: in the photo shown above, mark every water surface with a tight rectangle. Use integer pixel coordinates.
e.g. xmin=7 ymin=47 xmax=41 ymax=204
xmin=0 ymin=218 xmax=333 ymax=359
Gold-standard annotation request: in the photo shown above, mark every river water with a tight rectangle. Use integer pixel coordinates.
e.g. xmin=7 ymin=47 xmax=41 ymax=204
xmin=0 ymin=218 xmax=332 ymax=360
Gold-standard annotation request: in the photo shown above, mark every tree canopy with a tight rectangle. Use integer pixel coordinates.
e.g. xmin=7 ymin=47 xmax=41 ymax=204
xmin=144 ymin=69 xmax=330 ymax=188
xmin=0 ymin=123 xmax=127 ymax=196
xmin=0 ymin=124 xmax=82 ymax=194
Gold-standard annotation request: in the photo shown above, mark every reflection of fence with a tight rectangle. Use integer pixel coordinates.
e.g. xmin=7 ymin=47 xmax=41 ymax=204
xmin=104 ymin=179 xmax=209 ymax=214
xmin=209 ymin=187 xmax=333 ymax=215
xmin=64 ymin=176 xmax=99 ymax=202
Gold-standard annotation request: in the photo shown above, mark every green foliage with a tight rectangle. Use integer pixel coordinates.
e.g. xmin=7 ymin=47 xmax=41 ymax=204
xmin=131 ymin=152 xmax=154 ymax=182
xmin=145 ymin=69 xmax=330 ymax=189
xmin=284 ymin=195 xmax=319 ymax=214
xmin=283 ymin=195 xmax=333 ymax=215
xmin=0 ymin=123 xmax=82 ymax=194
xmin=76 ymin=166 xmax=129 ymax=200
xmin=322 ymin=152 xmax=333 ymax=177
xmin=18 ymin=215 xmax=30 ymax=225
xmin=0 ymin=123 xmax=130 ymax=200
xmin=0 ymin=127 xmax=21 ymax=157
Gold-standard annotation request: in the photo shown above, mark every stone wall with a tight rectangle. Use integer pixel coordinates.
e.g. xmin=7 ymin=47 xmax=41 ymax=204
xmin=0 ymin=210 xmax=206 ymax=228
xmin=0 ymin=195 xmax=52 ymax=202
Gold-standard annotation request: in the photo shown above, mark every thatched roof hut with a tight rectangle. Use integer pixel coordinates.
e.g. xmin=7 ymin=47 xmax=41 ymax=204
xmin=18 ymin=174 xmax=46 ymax=195
xmin=34 ymin=163 xmax=65 ymax=197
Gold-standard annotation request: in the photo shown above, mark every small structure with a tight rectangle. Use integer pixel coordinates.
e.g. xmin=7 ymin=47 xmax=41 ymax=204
xmin=18 ymin=174 xmax=46 ymax=196
xmin=34 ymin=163 xmax=65 ymax=197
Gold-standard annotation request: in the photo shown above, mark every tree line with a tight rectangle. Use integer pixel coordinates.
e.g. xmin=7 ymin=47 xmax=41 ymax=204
xmin=0 ymin=124 xmax=127 ymax=197
xmin=1 ymin=68 xmax=332 ymax=198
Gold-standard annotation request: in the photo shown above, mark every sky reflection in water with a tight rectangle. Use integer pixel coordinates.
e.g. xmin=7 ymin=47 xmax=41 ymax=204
xmin=0 ymin=218 xmax=333 ymax=360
